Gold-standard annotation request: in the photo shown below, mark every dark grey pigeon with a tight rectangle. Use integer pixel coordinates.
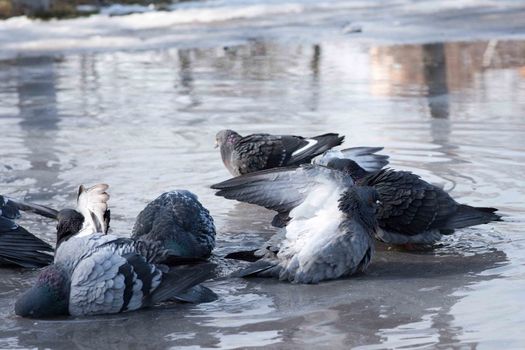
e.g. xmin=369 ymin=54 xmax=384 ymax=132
xmin=229 ymin=186 xmax=380 ymax=284
xmin=0 ymin=195 xmax=53 ymax=268
xmin=215 ymin=129 xmax=345 ymax=176
xmin=325 ymin=158 xmax=502 ymax=245
xmin=132 ymin=190 xmax=216 ymax=259
xmin=15 ymin=233 xmax=217 ymax=318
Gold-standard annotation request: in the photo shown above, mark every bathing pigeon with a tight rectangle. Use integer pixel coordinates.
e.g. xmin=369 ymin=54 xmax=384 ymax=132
xmin=230 ymin=186 xmax=379 ymax=284
xmin=0 ymin=195 xmax=53 ymax=268
xmin=15 ymin=233 xmax=216 ymax=318
xmin=132 ymin=190 xmax=216 ymax=259
xmin=215 ymin=129 xmax=345 ymax=176
xmin=10 ymin=184 xmax=111 ymax=247
xmin=325 ymin=159 xmax=502 ymax=244
xmin=354 ymin=164 xmax=502 ymax=245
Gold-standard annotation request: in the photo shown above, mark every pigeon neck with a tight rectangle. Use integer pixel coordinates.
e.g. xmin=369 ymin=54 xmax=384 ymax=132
xmin=227 ymin=132 xmax=241 ymax=145
xmin=15 ymin=264 xmax=71 ymax=318
xmin=56 ymin=209 xmax=84 ymax=248
xmin=338 ymin=189 xmax=378 ymax=234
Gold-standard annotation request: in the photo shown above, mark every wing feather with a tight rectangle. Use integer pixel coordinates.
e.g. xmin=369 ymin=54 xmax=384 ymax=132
xmin=211 ymin=164 xmax=352 ymax=213
xmin=76 ymin=184 xmax=110 ymax=235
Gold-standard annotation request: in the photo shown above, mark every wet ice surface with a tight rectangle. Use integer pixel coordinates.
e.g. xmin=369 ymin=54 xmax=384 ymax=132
xmin=1 ymin=0 xmax=525 ymax=349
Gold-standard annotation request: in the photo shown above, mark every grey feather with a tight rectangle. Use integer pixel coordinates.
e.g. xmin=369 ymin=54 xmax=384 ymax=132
xmin=313 ymin=147 xmax=389 ymax=172
xmin=16 ymin=233 xmax=216 ymax=317
xmin=230 ymin=186 xmax=378 ymax=284
xmin=132 ymin=190 xmax=215 ymax=258
xmin=211 ymin=164 xmax=353 ymax=214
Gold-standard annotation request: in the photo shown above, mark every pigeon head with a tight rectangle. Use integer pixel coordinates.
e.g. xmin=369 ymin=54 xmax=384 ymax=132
xmin=327 ymin=158 xmax=367 ymax=180
xmin=338 ymin=186 xmax=380 ymax=231
xmin=56 ymin=209 xmax=84 ymax=247
xmin=215 ymin=129 xmax=241 ymax=149
xmin=15 ymin=265 xmax=70 ymax=318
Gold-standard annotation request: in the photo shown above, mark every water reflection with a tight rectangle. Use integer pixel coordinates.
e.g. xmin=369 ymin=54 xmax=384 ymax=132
xmin=15 ymin=57 xmax=61 ymax=201
xmin=422 ymin=43 xmax=449 ymax=119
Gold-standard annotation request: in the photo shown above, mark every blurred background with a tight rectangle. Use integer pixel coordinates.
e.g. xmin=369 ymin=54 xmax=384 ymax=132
xmin=1 ymin=0 xmax=524 ymax=349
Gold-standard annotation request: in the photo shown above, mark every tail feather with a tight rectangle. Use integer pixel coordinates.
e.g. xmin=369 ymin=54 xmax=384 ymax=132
xmin=443 ymin=205 xmax=502 ymax=230
xmin=288 ymin=134 xmax=344 ymax=165
xmin=172 ymin=285 xmax=218 ymax=303
xmin=231 ymin=259 xmax=277 ymax=278
xmin=149 ymin=263 xmax=216 ymax=305
xmin=313 ymin=146 xmax=389 ymax=172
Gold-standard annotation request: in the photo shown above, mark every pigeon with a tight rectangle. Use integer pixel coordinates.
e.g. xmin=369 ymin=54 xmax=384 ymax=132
xmin=337 ymin=160 xmax=502 ymax=245
xmin=0 ymin=195 xmax=53 ymax=268
xmin=15 ymin=233 xmax=217 ymax=318
xmin=229 ymin=186 xmax=380 ymax=284
xmin=9 ymin=184 xmax=111 ymax=247
xmin=211 ymin=147 xmax=389 ymax=227
xmin=132 ymin=190 xmax=216 ymax=259
xmin=215 ymin=129 xmax=345 ymax=176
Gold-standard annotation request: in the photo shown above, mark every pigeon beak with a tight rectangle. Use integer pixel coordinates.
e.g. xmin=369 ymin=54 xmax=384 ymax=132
xmin=214 ymin=140 xmax=219 ymax=149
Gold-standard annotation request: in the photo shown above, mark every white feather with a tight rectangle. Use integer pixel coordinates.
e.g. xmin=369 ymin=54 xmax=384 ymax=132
xmin=281 ymin=182 xmax=345 ymax=269
xmin=313 ymin=147 xmax=388 ymax=172
xmin=77 ymin=183 xmax=110 ymax=235
xmin=291 ymin=139 xmax=318 ymax=157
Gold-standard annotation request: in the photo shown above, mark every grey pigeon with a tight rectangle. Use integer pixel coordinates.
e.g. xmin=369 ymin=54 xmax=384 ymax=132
xmin=0 ymin=195 xmax=53 ymax=268
xmin=132 ymin=190 xmax=216 ymax=259
xmin=215 ymin=129 xmax=345 ymax=176
xmin=230 ymin=186 xmax=380 ymax=284
xmin=211 ymin=147 xmax=389 ymax=227
xmin=15 ymin=233 xmax=217 ymax=318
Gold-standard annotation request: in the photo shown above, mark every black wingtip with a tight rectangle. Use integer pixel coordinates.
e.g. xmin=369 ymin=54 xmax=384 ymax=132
xmin=0 ymin=226 xmax=54 ymax=268
xmin=6 ymin=198 xmax=58 ymax=220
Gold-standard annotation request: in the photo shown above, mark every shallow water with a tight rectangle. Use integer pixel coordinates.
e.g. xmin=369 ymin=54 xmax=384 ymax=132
xmin=1 ymin=0 xmax=525 ymax=349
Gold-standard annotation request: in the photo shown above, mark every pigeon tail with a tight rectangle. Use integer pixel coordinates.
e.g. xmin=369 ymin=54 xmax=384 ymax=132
xmin=442 ymin=205 xmax=502 ymax=230
xmin=314 ymin=147 xmax=389 ymax=172
xmin=172 ymin=285 xmax=218 ymax=303
xmin=148 ymin=263 xmax=216 ymax=305
xmin=231 ymin=259 xmax=278 ymax=278
xmin=288 ymin=133 xmax=344 ymax=165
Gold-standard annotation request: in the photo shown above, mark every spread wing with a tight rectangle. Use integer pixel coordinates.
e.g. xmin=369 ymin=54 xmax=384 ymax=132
xmin=76 ymin=184 xmax=110 ymax=235
xmin=0 ymin=196 xmax=53 ymax=268
xmin=211 ymin=164 xmax=353 ymax=213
